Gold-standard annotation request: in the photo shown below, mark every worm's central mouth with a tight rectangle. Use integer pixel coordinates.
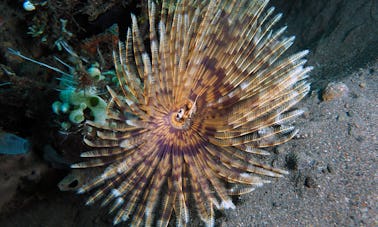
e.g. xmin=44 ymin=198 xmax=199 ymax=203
xmin=170 ymin=99 xmax=196 ymax=130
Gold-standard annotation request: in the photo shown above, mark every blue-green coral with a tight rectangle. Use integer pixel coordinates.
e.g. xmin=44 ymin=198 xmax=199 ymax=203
xmin=0 ymin=131 xmax=30 ymax=155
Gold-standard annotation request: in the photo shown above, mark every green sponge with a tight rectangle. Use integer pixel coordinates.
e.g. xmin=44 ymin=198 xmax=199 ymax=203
xmin=69 ymin=91 xmax=107 ymax=124
xmin=52 ymin=89 xmax=107 ymax=126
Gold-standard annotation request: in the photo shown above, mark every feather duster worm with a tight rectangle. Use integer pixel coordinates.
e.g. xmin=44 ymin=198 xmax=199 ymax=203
xmin=72 ymin=0 xmax=312 ymax=226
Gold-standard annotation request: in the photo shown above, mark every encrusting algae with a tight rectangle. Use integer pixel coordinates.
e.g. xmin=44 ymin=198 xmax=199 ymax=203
xmin=71 ymin=0 xmax=312 ymax=226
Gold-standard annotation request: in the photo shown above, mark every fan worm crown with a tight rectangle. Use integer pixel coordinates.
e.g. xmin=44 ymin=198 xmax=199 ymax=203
xmin=72 ymin=0 xmax=312 ymax=226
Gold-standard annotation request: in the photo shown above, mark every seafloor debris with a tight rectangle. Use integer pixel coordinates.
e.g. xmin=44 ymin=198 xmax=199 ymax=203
xmin=58 ymin=169 xmax=86 ymax=191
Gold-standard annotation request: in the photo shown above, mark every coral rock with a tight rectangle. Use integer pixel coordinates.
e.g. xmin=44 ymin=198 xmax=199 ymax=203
xmin=322 ymin=82 xmax=349 ymax=101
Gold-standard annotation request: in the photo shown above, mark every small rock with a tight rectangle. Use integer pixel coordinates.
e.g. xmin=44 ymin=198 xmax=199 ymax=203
xmin=304 ymin=176 xmax=317 ymax=188
xmin=301 ymin=107 xmax=310 ymax=119
xmin=336 ymin=114 xmax=347 ymax=122
xmin=322 ymin=82 xmax=349 ymax=101
xmin=285 ymin=152 xmax=299 ymax=170
xmin=326 ymin=164 xmax=334 ymax=174
xmin=275 ymin=145 xmax=286 ymax=154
